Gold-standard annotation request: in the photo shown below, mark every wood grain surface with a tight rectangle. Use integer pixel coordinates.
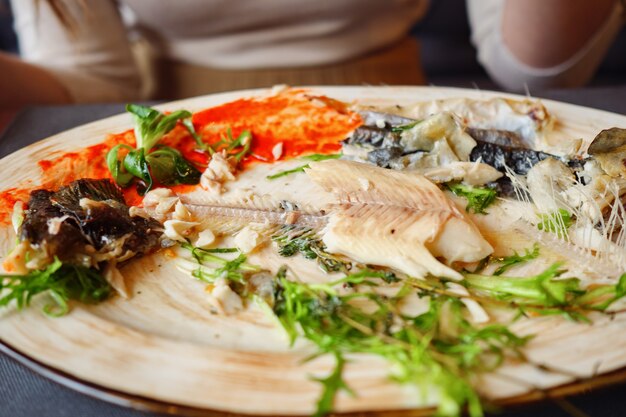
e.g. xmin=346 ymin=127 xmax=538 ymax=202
xmin=1 ymin=87 xmax=626 ymax=416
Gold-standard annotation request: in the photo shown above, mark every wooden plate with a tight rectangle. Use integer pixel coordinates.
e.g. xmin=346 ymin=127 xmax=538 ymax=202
xmin=2 ymin=87 xmax=626 ymax=416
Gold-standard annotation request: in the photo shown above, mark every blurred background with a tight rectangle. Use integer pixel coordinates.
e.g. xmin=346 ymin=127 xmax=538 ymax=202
xmin=0 ymin=0 xmax=625 ymax=132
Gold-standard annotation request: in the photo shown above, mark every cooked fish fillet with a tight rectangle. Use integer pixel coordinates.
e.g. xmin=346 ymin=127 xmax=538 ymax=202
xmin=181 ymin=159 xmax=492 ymax=280
xmin=306 ymin=160 xmax=493 ymax=280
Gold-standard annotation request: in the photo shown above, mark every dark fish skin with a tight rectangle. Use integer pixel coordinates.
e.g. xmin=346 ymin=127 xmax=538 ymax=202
xmin=20 ymin=179 xmax=162 ymax=263
xmin=351 ymin=110 xmax=562 ymax=175
xmin=20 ymin=190 xmax=83 ymax=260
xmin=465 ymin=127 xmax=526 ymax=148
xmin=469 ymin=141 xmax=555 ymax=175
xmin=51 ymin=178 xmax=125 ymax=212
xmin=344 ymin=125 xmax=395 ymax=148
xmin=587 ymin=127 xmax=626 ymax=155
xmin=367 ymin=146 xmax=404 ymax=167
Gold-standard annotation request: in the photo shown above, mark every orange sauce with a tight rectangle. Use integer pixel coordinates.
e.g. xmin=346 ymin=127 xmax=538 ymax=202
xmin=192 ymin=91 xmax=361 ymax=165
xmin=0 ymin=90 xmax=361 ymax=225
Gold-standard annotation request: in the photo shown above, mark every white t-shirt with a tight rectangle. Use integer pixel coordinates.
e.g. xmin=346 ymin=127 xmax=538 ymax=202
xmin=10 ymin=0 xmax=625 ymax=101
xmin=467 ymin=0 xmax=625 ymax=92
xmin=11 ymin=0 xmax=429 ymax=101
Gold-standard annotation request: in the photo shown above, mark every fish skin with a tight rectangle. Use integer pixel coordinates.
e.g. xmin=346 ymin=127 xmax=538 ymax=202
xmin=349 ymin=110 xmax=561 ymax=176
xmin=20 ymin=179 xmax=162 ymax=264
xmin=305 ymin=159 xmax=493 ymax=280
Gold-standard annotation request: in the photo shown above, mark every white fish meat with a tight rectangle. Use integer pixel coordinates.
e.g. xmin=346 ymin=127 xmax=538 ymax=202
xmin=181 ymin=159 xmax=493 ymax=280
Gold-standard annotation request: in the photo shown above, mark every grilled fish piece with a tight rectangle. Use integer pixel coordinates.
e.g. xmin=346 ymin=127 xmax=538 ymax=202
xmin=305 ymin=160 xmax=493 ymax=280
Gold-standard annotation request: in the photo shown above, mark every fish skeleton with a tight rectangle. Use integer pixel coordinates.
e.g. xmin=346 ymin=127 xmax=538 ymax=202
xmin=181 ymin=159 xmax=493 ymax=280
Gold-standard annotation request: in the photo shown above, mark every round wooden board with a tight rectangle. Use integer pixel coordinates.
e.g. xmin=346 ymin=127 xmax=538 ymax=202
xmin=2 ymin=86 xmax=626 ymax=416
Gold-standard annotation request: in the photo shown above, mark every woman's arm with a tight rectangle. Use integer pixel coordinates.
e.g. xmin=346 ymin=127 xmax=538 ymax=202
xmin=6 ymin=0 xmax=141 ymax=110
xmin=501 ymin=0 xmax=617 ymax=68
xmin=0 ymin=52 xmax=71 ymax=110
xmin=467 ymin=0 xmax=625 ymax=91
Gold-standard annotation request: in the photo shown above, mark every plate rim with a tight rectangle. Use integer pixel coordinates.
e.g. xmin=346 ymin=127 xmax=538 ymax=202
xmin=2 ymin=85 xmax=626 ymax=416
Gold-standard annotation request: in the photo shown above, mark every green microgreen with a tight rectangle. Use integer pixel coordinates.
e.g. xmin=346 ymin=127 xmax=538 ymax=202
xmin=271 ymin=226 xmax=350 ymax=273
xmin=537 ymin=209 xmax=573 ymax=236
xmin=493 ymin=244 xmax=540 ymax=276
xmin=447 ymin=183 xmax=497 ymax=214
xmin=266 ymin=153 xmax=341 ymax=180
xmin=107 ymin=104 xmax=205 ymax=195
xmin=0 ymin=258 xmax=112 ymax=316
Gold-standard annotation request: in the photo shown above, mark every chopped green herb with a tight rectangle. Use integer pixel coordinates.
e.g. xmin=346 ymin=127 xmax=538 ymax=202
xmin=464 ymin=263 xmax=626 ymax=316
xmin=311 ymin=353 xmax=354 ymax=417
xmin=266 ymin=164 xmax=309 ymax=180
xmin=271 ymin=226 xmax=350 ymax=273
xmin=181 ymin=243 xmax=261 ymax=284
xmin=271 ymin=267 xmax=528 ymax=417
xmin=391 ymin=121 xmax=420 ymax=133
xmin=448 ymin=183 xmax=497 ymax=214
xmin=0 ymin=258 xmax=112 ymax=316
xmin=537 ymin=209 xmax=573 ymax=236
xmin=493 ymin=244 xmax=540 ymax=276
xmin=300 ymin=153 xmax=342 ymax=162
xmin=208 ymin=128 xmax=253 ymax=161
xmin=266 ymin=153 xmax=341 ymax=180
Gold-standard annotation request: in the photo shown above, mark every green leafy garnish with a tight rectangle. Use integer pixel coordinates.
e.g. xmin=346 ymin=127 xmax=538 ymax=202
xmin=448 ymin=183 xmax=497 ymax=214
xmin=107 ymin=104 xmax=204 ymax=194
xmin=266 ymin=153 xmax=341 ymax=180
xmin=208 ymin=128 xmax=253 ymax=161
xmin=464 ymin=263 xmax=626 ymax=319
xmin=181 ymin=242 xmax=261 ymax=285
xmin=300 ymin=153 xmax=343 ymax=162
xmin=106 ymin=144 xmax=134 ymax=187
xmin=146 ymin=146 xmax=201 ymax=186
xmin=177 ymin=242 xmax=626 ymax=417
xmin=127 ymin=104 xmax=195 ymax=152
xmin=311 ymin=353 xmax=354 ymax=417
xmin=0 ymin=258 xmax=112 ymax=316
xmin=493 ymin=244 xmax=540 ymax=276
xmin=537 ymin=208 xmax=573 ymax=236
xmin=271 ymin=226 xmax=350 ymax=273
xmin=123 ymin=148 xmax=153 ymax=193
xmin=272 ymin=267 xmax=527 ymax=417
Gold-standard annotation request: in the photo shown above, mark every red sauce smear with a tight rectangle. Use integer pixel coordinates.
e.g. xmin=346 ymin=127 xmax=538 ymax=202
xmin=0 ymin=90 xmax=361 ymax=225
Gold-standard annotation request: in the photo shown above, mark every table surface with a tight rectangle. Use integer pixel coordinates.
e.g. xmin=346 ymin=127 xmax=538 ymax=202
xmin=1 ymin=86 xmax=626 ymax=417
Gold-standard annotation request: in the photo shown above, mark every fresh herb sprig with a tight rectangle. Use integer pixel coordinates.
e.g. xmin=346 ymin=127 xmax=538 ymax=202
xmin=271 ymin=226 xmax=350 ymax=273
xmin=266 ymin=153 xmax=341 ymax=180
xmin=206 ymin=128 xmax=253 ymax=162
xmin=463 ymin=264 xmax=626 ymax=320
xmin=448 ymin=183 xmax=497 ymax=214
xmin=272 ymin=266 xmax=528 ymax=417
xmin=493 ymin=244 xmax=541 ymax=276
xmin=107 ymin=104 xmax=203 ymax=195
xmin=177 ymin=241 xmax=626 ymax=417
xmin=537 ymin=208 xmax=573 ymax=236
xmin=180 ymin=242 xmax=261 ymax=285
xmin=0 ymin=258 xmax=112 ymax=316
